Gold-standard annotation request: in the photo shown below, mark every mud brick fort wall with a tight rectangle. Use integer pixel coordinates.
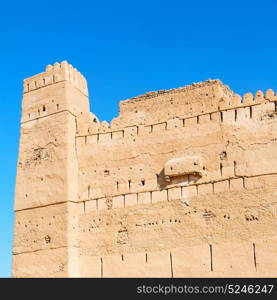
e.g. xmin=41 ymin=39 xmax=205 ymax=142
xmin=12 ymin=62 xmax=277 ymax=277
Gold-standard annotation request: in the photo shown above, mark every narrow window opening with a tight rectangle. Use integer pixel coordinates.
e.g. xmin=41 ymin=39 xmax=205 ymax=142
xmin=275 ymin=101 xmax=277 ymax=112
xmin=233 ymin=161 xmax=237 ymax=176
xmin=128 ymin=180 xmax=131 ymax=191
xmin=197 ymin=116 xmax=199 ymax=124
xmin=253 ymin=243 xmax=257 ymax=270
xmin=209 ymin=113 xmax=212 ymax=121
xmin=250 ymin=106 xmax=253 ymax=118
xmin=38 ymin=109 xmax=40 ymax=116
xmin=100 ymin=257 xmax=103 ymax=278
xmin=88 ymin=185 xmax=91 ymax=199
xmin=209 ymin=244 xmax=213 ymax=272
xmin=56 ymin=104 xmax=59 ymax=111
xmin=235 ymin=109 xmax=237 ymax=121
xmin=43 ymin=78 xmax=46 ymax=85
xmin=182 ymin=119 xmax=185 ymax=127
xmin=170 ymin=252 xmax=173 ymax=278
xmin=220 ymin=163 xmax=223 ymax=176
xmin=116 ymin=181 xmax=119 ymax=192
xmin=141 ymin=179 xmax=145 ymax=186
xmin=220 ymin=111 xmax=223 ymax=122
xmin=43 ymin=105 xmax=46 ymax=112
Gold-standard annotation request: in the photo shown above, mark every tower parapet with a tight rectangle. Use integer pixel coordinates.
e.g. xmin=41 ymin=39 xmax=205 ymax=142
xmin=21 ymin=61 xmax=90 ymax=123
xmin=23 ymin=61 xmax=88 ymax=96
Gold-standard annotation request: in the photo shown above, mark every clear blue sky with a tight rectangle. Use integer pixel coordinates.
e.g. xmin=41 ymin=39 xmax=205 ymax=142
xmin=0 ymin=0 xmax=276 ymax=277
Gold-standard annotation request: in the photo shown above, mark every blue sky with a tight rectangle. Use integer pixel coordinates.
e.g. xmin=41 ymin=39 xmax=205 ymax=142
xmin=0 ymin=0 xmax=276 ymax=277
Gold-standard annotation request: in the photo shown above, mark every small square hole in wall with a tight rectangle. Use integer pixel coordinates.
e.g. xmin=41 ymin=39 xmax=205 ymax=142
xmin=104 ymin=170 xmax=110 ymax=177
xmin=44 ymin=235 xmax=51 ymax=244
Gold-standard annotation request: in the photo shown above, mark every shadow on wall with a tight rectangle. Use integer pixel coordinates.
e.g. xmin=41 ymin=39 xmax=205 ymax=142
xmin=157 ymin=169 xmax=201 ymax=189
xmin=157 ymin=156 xmax=204 ymax=189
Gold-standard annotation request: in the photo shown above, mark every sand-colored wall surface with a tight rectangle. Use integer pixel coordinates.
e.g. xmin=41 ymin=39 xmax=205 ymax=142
xmin=13 ymin=62 xmax=277 ymax=277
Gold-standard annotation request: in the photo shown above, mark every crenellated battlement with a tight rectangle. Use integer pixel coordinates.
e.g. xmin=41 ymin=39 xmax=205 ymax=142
xmin=123 ymin=80 xmax=276 ymax=106
xmin=21 ymin=61 xmax=90 ymax=123
xmin=125 ymin=79 xmax=233 ymax=101
xmin=76 ymin=84 xmax=277 ymax=137
xmin=23 ymin=61 xmax=88 ymax=96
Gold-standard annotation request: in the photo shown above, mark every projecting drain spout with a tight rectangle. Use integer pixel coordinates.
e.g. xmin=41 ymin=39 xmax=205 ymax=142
xmin=164 ymin=156 xmax=205 ymax=182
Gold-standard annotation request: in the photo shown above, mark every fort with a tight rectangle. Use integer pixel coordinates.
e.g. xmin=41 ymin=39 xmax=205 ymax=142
xmin=13 ymin=61 xmax=277 ymax=277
